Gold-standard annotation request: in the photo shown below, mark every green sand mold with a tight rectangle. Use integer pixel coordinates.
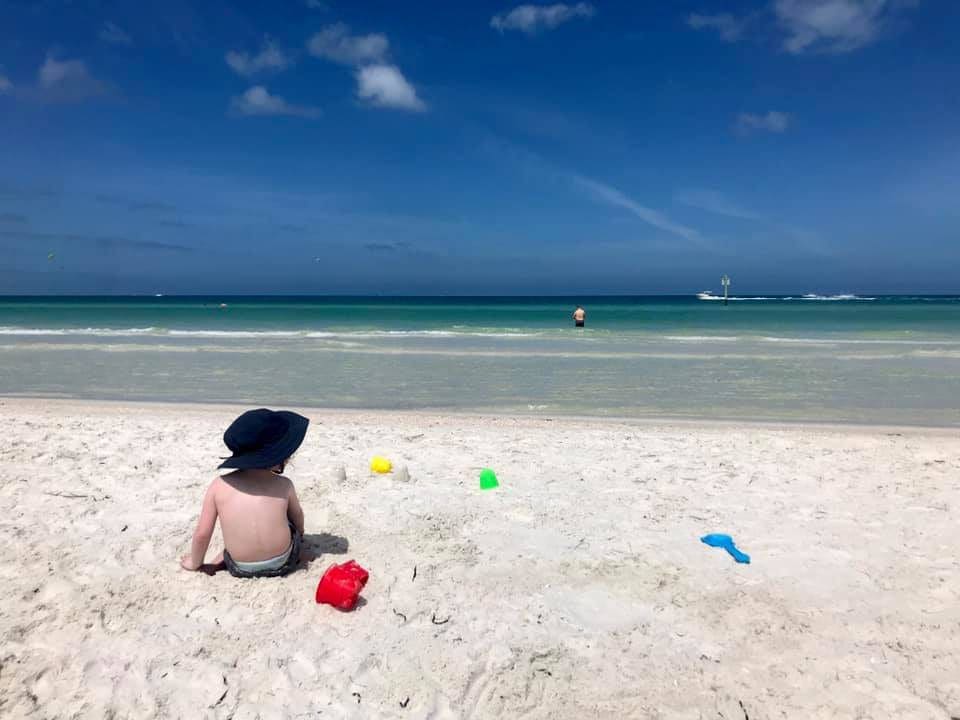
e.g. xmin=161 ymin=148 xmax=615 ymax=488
xmin=479 ymin=468 xmax=499 ymax=490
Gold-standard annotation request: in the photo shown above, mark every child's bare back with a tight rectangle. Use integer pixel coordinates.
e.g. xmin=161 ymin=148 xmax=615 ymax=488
xmin=180 ymin=409 xmax=310 ymax=578
xmin=217 ymin=470 xmax=304 ymax=561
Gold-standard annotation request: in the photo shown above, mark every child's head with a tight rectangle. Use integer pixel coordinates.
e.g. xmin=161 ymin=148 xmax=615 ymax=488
xmin=218 ymin=409 xmax=309 ymax=472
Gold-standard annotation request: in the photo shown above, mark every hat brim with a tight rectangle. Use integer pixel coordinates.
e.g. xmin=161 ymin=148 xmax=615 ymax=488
xmin=218 ymin=411 xmax=309 ymax=470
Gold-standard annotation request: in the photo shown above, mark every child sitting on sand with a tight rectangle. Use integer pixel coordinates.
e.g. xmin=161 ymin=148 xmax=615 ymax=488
xmin=180 ymin=408 xmax=309 ymax=578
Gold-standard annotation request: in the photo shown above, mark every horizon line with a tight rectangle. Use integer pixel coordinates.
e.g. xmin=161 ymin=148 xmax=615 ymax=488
xmin=2 ymin=292 xmax=957 ymax=299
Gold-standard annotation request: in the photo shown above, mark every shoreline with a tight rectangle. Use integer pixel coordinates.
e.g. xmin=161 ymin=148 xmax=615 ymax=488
xmin=2 ymin=395 xmax=958 ymax=434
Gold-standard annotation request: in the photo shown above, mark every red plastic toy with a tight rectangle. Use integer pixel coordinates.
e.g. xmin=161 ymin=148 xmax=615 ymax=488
xmin=315 ymin=560 xmax=369 ymax=611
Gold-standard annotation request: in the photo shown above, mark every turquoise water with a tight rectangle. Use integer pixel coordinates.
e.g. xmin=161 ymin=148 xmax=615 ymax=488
xmin=1 ymin=295 xmax=959 ymax=425
xmin=1 ymin=294 xmax=959 ymax=338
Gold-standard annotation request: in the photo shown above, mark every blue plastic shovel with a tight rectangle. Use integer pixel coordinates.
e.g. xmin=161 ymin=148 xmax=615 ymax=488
xmin=701 ymin=533 xmax=751 ymax=564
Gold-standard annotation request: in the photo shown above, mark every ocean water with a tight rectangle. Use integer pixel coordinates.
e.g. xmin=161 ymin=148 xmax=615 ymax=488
xmin=1 ymin=295 xmax=959 ymax=425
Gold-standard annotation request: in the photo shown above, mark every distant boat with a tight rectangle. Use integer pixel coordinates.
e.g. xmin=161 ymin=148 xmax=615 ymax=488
xmin=697 ymin=291 xmax=721 ymax=300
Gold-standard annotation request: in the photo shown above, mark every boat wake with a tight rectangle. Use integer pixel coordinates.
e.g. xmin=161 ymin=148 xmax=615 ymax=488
xmin=696 ymin=293 xmax=875 ymax=302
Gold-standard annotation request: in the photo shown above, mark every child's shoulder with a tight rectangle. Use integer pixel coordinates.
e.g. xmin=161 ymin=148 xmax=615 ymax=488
xmin=207 ymin=474 xmax=227 ymax=496
xmin=210 ymin=473 xmax=241 ymax=496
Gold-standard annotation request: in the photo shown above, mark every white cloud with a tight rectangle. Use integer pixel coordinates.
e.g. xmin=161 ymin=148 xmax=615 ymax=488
xmin=686 ymin=13 xmax=745 ymax=42
xmin=230 ymin=86 xmax=321 ymax=118
xmin=37 ymin=55 xmax=108 ymax=102
xmin=491 ymin=3 xmax=595 ymax=34
xmin=774 ymin=0 xmax=913 ymax=54
xmin=99 ymin=21 xmax=133 ymax=46
xmin=0 ymin=74 xmax=12 ymax=94
xmin=307 ymin=24 xmax=425 ymax=114
xmin=226 ymin=37 xmax=291 ymax=77
xmin=676 ymin=189 xmax=761 ymax=220
xmin=356 ymin=64 xmax=426 ymax=112
xmin=570 ymin=173 xmax=701 ymax=241
xmin=736 ymin=111 xmax=791 ymax=134
xmin=307 ymin=23 xmax=389 ymax=65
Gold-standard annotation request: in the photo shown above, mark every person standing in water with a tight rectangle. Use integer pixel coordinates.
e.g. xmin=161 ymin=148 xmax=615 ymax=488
xmin=572 ymin=306 xmax=586 ymax=328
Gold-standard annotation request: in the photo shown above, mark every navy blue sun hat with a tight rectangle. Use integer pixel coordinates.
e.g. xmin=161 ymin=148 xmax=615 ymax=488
xmin=218 ymin=409 xmax=310 ymax=470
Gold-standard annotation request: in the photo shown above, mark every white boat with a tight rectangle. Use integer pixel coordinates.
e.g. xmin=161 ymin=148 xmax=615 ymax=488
xmin=696 ymin=291 xmax=721 ymax=300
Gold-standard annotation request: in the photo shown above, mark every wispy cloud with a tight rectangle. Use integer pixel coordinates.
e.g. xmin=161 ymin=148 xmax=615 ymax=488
xmin=735 ymin=111 xmax=791 ymax=134
xmin=304 ymin=0 xmax=329 ymax=9
xmin=307 ymin=23 xmax=388 ymax=65
xmin=676 ymin=189 xmax=762 ymax=220
xmin=99 ymin=21 xmax=133 ymax=47
xmin=356 ymin=64 xmax=426 ymax=112
xmin=676 ymin=189 xmax=827 ymax=257
xmin=483 ymin=136 xmax=701 ymax=241
xmin=491 ymin=3 xmax=595 ymax=34
xmin=364 ymin=240 xmax=412 ymax=253
xmin=774 ymin=0 xmax=915 ymax=54
xmin=0 ymin=229 xmax=194 ymax=253
xmin=687 ymin=2 xmax=916 ymax=55
xmin=129 ymin=201 xmax=176 ymax=212
xmin=0 ymin=73 xmax=13 ymax=94
xmin=0 ymin=183 xmax=59 ymax=198
xmin=230 ymin=86 xmax=321 ymax=118
xmin=37 ymin=55 xmax=109 ymax=103
xmin=226 ymin=37 xmax=292 ymax=77
xmin=95 ymin=195 xmax=176 ymax=213
xmin=686 ymin=13 xmax=745 ymax=42
xmin=570 ymin=174 xmax=701 ymax=241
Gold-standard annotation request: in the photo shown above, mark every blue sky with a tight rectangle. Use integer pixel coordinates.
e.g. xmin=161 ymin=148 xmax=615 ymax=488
xmin=0 ymin=0 xmax=957 ymax=294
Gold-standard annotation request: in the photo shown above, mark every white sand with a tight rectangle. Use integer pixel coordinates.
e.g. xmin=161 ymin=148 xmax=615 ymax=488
xmin=1 ymin=399 xmax=958 ymax=719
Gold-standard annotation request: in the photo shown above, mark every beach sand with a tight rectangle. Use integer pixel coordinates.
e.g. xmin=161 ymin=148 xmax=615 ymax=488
xmin=1 ymin=398 xmax=958 ymax=719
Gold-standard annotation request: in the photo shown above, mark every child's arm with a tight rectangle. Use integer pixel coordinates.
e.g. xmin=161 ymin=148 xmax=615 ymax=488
xmin=287 ymin=481 xmax=305 ymax=536
xmin=180 ymin=479 xmax=219 ymax=571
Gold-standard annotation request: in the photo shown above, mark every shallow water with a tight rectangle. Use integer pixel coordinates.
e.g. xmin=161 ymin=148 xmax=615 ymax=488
xmin=1 ymin=295 xmax=959 ymax=425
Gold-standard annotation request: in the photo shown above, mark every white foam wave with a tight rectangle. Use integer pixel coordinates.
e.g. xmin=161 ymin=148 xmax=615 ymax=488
xmin=697 ymin=294 xmax=875 ymax=302
xmin=304 ymin=329 xmax=542 ymax=339
xmin=167 ymin=329 xmax=303 ymax=338
xmin=0 ymin=327 xmax=159 ymax=336
xmin=759 ymin=336 xmax=960 ymax=346
xmin=660 ymin=334 xmax=960 ymax=347
xmin=662 ymin=335 xmax=741 ymax=342
xmin=0 ymin=326 xmax=543 ymax=340
xmin=1 ymin=326 xmax=955 ymax=347
xmin=789 ymin=294 xmax=876 ymax=301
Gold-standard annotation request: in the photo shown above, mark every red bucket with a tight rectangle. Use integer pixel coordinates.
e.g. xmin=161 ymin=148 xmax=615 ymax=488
xmin=315 ymin=560 xmax=369 ymax=611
